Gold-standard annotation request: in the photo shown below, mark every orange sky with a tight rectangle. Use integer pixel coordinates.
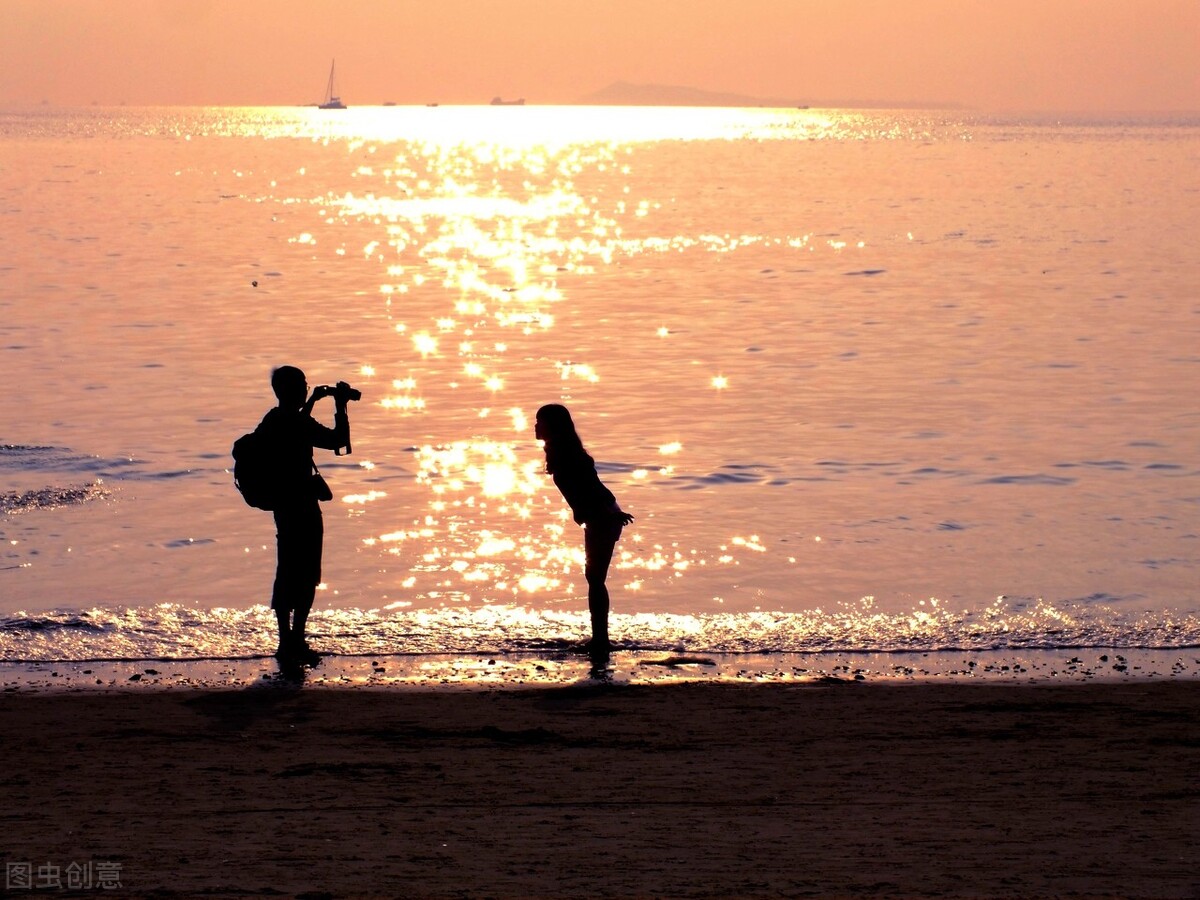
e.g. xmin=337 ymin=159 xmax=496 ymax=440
xmin=4 ymin=0 xmax=1198 ymax=111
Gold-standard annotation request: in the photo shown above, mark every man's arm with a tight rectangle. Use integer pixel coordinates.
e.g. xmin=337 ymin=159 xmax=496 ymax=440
xmin=308 ymin=405 xmax=350 ymax=453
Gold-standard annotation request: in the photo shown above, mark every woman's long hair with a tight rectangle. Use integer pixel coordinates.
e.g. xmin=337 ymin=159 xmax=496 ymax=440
xmin=536 ymin=403 xmax=591 ymax=474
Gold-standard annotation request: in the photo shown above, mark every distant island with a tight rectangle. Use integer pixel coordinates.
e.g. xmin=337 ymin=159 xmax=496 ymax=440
xmin=577 ymin=81 xmax=962 ymax=110
xmin=578 ymin=81 xmax=803 ymax=108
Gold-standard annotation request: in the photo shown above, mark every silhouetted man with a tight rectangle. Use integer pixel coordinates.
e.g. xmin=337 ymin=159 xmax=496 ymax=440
xmin=261 ymin=365 xmax=352 ymax=665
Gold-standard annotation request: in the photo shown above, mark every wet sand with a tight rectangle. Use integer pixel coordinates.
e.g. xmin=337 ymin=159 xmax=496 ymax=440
xmin=2 ymin=681 xmax=1197 ymax=898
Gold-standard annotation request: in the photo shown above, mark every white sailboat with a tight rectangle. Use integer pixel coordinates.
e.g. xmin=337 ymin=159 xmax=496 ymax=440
xmin=317 ymin=60 xmax=346 ymax=109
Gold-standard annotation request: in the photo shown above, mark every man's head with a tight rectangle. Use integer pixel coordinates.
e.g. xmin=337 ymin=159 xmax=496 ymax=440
xmin=271 ymin=365 xmax=308 ymax=408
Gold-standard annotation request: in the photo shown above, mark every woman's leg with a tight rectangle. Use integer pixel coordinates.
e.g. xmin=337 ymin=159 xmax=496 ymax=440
xmin=584 ymin=523 xmax=619 ymax=646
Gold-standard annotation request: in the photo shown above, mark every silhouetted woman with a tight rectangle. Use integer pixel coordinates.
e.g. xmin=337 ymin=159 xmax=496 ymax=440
xmin=535 ymin=404 xmax=634 ymax=654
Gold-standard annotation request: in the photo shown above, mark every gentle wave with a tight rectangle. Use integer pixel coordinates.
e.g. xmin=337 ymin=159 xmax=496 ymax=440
xmin=2 ymin=600 xmax=1197 ymax=664
xmin=0 ymin=483 xmax=108 ymax=514
xmin=0 ymin=443 xmax=228 ymax=497
xmin=1 ymin=443 xmax=121 ymax=474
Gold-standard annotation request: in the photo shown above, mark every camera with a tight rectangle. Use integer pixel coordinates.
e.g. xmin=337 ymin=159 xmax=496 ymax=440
xmin=315 ymin=382 xmax=362 ymax=403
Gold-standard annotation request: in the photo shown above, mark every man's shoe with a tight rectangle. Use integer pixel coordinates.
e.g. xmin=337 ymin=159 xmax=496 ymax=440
xmin=291 ymin=638 xmax=322 ymax=667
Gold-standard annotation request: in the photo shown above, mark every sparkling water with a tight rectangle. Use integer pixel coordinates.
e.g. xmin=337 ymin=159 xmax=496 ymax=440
xmin=2 ymin=106 xmax=1198 ymax=665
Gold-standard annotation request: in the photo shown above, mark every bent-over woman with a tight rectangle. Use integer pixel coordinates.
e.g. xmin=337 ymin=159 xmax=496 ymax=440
xmin=535 ymin=403 xmax=634 ymax=653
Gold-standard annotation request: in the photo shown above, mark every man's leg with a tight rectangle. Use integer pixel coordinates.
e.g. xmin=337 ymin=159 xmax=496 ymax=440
xmin=285 ymin=504 xmax=323 ymax=664
xmin=273 ymin=505 xmax=320 ymax=660
xmin=293 ymin=604 xmax=310 ymax=644
xmin=274 ymin=607 xmax=291 ymax=658
xmin=271 ymin=510 xmax=293 ymax=659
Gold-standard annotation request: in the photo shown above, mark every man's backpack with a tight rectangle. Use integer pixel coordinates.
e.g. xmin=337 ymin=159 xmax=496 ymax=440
xmin=231 ymin=426 xmax=282 ymax=511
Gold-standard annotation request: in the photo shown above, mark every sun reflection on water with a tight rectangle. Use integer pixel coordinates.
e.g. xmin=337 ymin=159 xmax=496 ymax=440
xmin=189 ymin=104 xmax=958 ymax=146
xmin=250 ymin=104 xmax=902 ymax=614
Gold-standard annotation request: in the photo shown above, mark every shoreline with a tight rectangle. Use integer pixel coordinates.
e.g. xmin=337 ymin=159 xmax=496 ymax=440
xmin=3 ymin=646 xmax=1198 ymax=692
xmin=2 ymin=679 xmax=1196 ymax=898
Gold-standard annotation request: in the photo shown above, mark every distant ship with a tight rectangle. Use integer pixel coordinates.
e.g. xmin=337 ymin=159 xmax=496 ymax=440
xmin=317 ymin=60 xmax=347 ymax=109
xmin=490 ymin=96 xmax=525 ymax=106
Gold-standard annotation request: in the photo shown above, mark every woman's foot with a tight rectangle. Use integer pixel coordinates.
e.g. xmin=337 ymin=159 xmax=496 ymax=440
xmin=290 ymin=635 xmax=322 ymax=666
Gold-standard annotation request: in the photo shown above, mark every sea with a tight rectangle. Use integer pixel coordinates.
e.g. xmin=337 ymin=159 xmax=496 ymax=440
xmin=2 ymin=105 xmax=1198 ymax=684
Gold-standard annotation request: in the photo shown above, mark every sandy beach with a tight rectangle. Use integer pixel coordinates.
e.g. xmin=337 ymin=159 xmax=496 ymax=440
xmin=2 ymin=679 xmax=1197 ymax=898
